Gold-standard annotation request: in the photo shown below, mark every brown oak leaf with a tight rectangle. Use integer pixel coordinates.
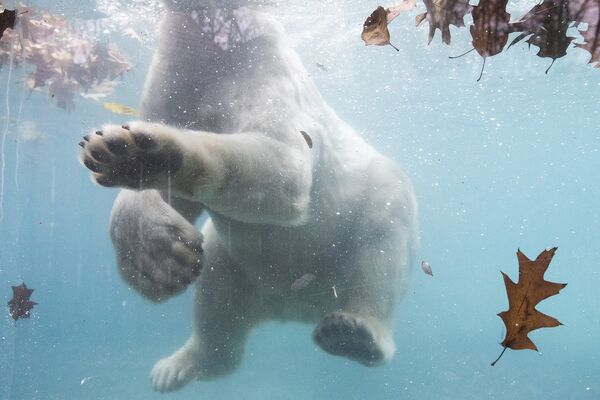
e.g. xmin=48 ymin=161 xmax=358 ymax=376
xmin=8 ymin=283 xmax=37 ymax=321
xmin=509 ymin=0 xmax=600 ymax=71
xmin=491 ymin=247 xmax=566 ymax=366
xmin=416 ymin=0 xmax=472 ymax=45
xmin=466 ymin=0 xmax=512 ymax=80
xmin=361 ymin=0 xmax=417 ymax=51
xmin=510 ymin=0 xmax=576 ymax=73
xmin=471 ymin=0 xmax=512 ymax=57
xmin=570 ymin=0 xmax=600 ymax=67
xmin=0 ymin=9 xmax=16 ymax=40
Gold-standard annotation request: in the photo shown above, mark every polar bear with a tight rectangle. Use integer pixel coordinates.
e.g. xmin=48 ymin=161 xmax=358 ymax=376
xmin=79 ymin=0 xmax=417 ymax=393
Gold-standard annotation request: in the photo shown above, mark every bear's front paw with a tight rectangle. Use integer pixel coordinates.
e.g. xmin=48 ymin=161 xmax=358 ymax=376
xmin=79 ymin=122 xmax=183 ymax=189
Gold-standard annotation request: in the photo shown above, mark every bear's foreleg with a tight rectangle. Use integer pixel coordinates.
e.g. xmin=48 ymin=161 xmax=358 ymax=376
xmin=80 ymin=121 xmax=313 ymax=226
xmin=151 ymin=224 xmax=260 ymax=391
xmin=110 ymin=189 xmax=204 ymax=302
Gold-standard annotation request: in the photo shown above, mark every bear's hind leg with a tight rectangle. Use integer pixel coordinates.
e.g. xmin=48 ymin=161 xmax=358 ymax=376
xmin=151 ymin=223 xmax=259 ymax=392
xmin=312 ymin=235 xmax=403 ymax=367
xmin=313 ymin=163 xmax=417 ymax=366
xmin=313 ymin=311 xmax=394 ymax=366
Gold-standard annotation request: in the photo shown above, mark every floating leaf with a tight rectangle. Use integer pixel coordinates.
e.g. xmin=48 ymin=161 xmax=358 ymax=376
xmin=0 ymin=6 xmax=132 ymax=111
xmin=470 ymin=0 xmax=512 ymax=55
xmin=416 ymin=0 xmax=472 ymax=45
xmin=8 ymin=283 xmax=37 ymax=321
xmin=362 ymin=0 xmax=417 ymax=51
xmin=0 ymin=9 xmax=16 ymax=40
xmin=570 ymin=0 xmax=600 ymax=67
xmin=507 ymin=0 xmax=600 ymax=71
xmin=103 ymin=102 xmax=140 ymax=116
xmin=510 ymin=0 xmax=576 ymax=73
xmin=491 ymin=248 xmax=566 ymax=366
xmin=470 ymin=0 xmax=512 ymax=80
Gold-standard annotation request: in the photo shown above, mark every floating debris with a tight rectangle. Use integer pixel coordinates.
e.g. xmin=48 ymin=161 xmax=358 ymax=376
xmin=0 ymin=6 xmax=132 ymax=111
xmin=103 ymin=102 xmax=140 ymax=116
xmin=291 ymin=273 xmax=316 ymax=291
xmin=0 ymin=9 xmax=16 ymax=40
xmin=315 ymin=62 xmax=328 ymax=72
xmin=361 ymin=0 xmax=416 ymax=51
xmin=332 ymin=285 xmax=338 ymax=298
xmin=80 ymin=375 xmax=98 ymax=385
xmin=421 ymin=260 xmax=433 ymax=276
xmin=8 ymin=283 xmax=37 ymax=321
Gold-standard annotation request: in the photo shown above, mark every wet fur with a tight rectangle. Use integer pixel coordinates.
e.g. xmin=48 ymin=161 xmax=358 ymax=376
xmin=80 ymin=2 xmax=418 ymax=392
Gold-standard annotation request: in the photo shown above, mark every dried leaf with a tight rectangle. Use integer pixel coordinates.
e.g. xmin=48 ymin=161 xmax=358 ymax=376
xmin=467 ymin=0 xmax=512 ymax=80
xmin=0 ymin=9 xmax=16 ymax=40
xmin=510 ymin=0 xmax=576 ymax=73
xmin=362 ymin=0 xmax=416 ymax=50
xmin=507 ymin=0 xmax=600 ymax=71
xmin=0 ymin=5 xmax=132 ymax=111
xmin=387 ymin=0 xmax=418 ymax=22
xmin=8 ymin=283 xmax=37 ymax=321
xmin=417 ymin=0 xmax=472 ymax=45
xmin=491 ymin=248 xmax=566 ymax=366
xmin=470 ymin=0 xmax=512 ymax=59
xmin=103 ymin=102 xmax=140 ymax=116
xmin=570 ymin=0 xmax=600 ymax=67
xmin=362 ymin=6 xmax=391 ymax=47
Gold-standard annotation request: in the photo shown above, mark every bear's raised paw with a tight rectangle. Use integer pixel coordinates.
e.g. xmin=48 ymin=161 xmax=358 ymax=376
xmin=79 ymin=122 xmax=184 ymax=189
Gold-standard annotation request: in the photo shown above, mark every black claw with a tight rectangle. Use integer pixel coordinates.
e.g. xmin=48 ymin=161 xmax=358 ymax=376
xmin=95 ymin=130 xmax=103 ymax=136
xmin=83 ymin=135 xmax=90 ymax=142
xmin=122 ymin=124 xmax=130 ymax=130
xmin=78 ymin=141 xmax=85 ymax=148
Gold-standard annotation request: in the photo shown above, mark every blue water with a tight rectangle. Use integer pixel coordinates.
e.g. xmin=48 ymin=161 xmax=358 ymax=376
xmin=1 ymin=1 xmax=599 ymax=399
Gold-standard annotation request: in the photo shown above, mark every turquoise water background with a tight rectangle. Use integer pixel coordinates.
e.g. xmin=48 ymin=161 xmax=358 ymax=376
xmin=1 ymin=0 xmax=599 ymax=399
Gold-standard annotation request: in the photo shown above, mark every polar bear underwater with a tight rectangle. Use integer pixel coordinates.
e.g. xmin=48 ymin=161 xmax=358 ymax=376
xmin=79 ymin=0 xmax=418 ymax=392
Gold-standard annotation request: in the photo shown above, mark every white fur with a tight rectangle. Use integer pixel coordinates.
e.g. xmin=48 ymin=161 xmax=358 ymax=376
xmin=81 ymin=2 xmax=417 ymax=392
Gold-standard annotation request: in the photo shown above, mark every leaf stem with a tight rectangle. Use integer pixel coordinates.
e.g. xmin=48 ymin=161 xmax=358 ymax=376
xmin=476 ymin=57 xmax=486 ymax=82
xmin=545 ymin=59 xmax=556 ymax=74
xmin=491 ymin=345 xmax=508 ymax=366
xmin=448 ymin=47 xmax=475 ymax=59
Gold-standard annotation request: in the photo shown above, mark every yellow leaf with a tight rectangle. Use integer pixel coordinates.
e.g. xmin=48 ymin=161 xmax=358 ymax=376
xmin=103 ymin=102 xmax=140 ymax=116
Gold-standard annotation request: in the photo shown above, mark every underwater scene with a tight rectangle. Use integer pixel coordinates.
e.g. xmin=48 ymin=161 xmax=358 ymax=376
xmin=0 ymin=0 xmax=598 ymax=399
